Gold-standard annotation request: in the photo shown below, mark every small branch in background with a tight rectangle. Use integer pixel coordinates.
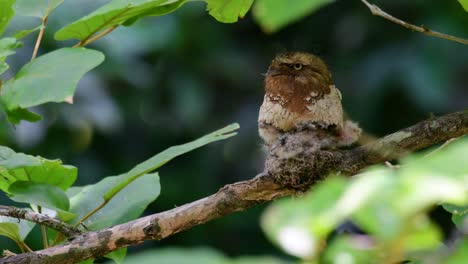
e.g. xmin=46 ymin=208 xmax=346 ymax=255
xmin=31 ymin=16 xmax=48 ymax=60
xmin=360 ymin=0 xmax=468 ymax=45
xmin=73 ymin=25 xmax=118 ymax=48
xmin=0 ymin=206 xmax=82 ymax=239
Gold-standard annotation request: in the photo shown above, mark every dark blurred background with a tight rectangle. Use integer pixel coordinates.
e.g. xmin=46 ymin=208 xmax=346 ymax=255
xmin=1 ymin=0 xmax=467 ymax=258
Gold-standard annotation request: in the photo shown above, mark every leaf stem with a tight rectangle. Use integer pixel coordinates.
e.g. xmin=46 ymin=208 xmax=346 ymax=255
xmin=31 ymin=16 xmax=48 ymax=60
xmin=37 ymin=206 xmax=49 ymax=248
xmin=73 ymin=25 xmax=118 ymax=48
xmin=75 ymin=200 xmax=109 ymax=227
xmin=18 ymin=240 xmax=33 ymax=252
xmin=360 ymin=0 xmax=468 ymax=45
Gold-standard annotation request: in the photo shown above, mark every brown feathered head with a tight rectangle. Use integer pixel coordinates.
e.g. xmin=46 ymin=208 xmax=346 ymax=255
xmin=264 ymin=52 xmax=333 ymax=99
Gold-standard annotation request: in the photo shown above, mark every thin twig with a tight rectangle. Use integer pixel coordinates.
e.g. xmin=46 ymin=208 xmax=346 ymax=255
xmin=75 ymin=200 xmax=109 ymax=226
xmin=0 ymin=206 xmax=82 ymax=238
xmin=73 ymin=25 xmax=118 ymax=48
xmin=360 ymin=0 xmax=468 ymax=45
xmin=31 ymin=16 xmax=48 ymax=60
xmin=424 ymin=136 xmax=462 ymax=158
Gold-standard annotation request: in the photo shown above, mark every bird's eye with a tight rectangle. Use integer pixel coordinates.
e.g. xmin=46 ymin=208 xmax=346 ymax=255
xmin=293 ymin=63 xmax=303 ymax=70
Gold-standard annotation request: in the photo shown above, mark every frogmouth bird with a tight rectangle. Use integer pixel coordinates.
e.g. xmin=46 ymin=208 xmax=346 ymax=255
xmin=258 ymin=52 xmax=360 ymax=147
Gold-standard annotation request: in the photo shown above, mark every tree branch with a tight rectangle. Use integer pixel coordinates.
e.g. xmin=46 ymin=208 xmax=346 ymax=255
xmin=360 ymin=0 xmax=468 ymax=45
xmin=1 ymin=110 xmax=467 ymax=264
xmin=0 ymin=206 xmax=82 ymax=239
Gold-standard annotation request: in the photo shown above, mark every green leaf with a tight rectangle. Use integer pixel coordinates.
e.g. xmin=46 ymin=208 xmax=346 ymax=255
xmin=0 ymin=0 xmax=16 ymax=37
xmin=0 ymin=61 xmax=8 ymax=75
xmin=443 ymin=204 xmax=468 ymax=229
xmin=12 ymin=25 xmax=42 ymax=40
xmin=68 ymin=172 xmax=160 ymax=229
xmin=323 ymin=235 xmax=375 ymax=264
xmin=0 ymin=222 xmax=22 ymax=243
xmin=1 ymin=47 xmax=104 ymax=123
xmin=0 ymin=37 xmax=22 ymax=75
xmin=0 ymin=37 xmax=22 ymax=58
xmin=0 ymin=215 xmax=35 ymax=240
xmin=4 ymin=107 xmax=42 ymax=124
xmin=205 ymin=0 xmax=254 ymax=23
xmin=105 ymin=248 xmax=127 ymax=264
xmin=253 ymin=0 xmax=335 ymax=33
xmin=14 ymin=0 xmax=64 ymax=18
xmin=9 ymin=181 xmax=70 ymax=211
xmin=0 ymin=145 xmax=77 ymax=193
xmin=103 ymin=123 xmax=239 ymax=202
xmin=54 ymin=0 xmax=189 ymax=41
xmin=443 ymin=238 xmax=468 ymax=264
xmin=404 ymin=216 xmax=442 ymax=251
xmin=261 ymin=176 xmax=348 ymax=258
xmin=2 ymin=47 xmax=104 ymax=108
xmin=459 ymin=0 xmax=468 ymax=12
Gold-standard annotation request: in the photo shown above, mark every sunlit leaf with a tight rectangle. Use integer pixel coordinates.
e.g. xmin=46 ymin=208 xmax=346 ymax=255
xmin=253 ymin=0 xmax=335 ymax=33
xmin=443 ymin=238 xmax=468 ymax=264
xmin=459 ymin=0 xmax=468 ymax=12
xmin=261 ymin=177 xmax=348 ymax=258
xmin=205 ymin=0 xmax=254 ymax=23
xmin=55 ymin=0 xmax=189 ymax=41
xmin=0 ymin=215 xmax=35 ymax=240
xmin=0 ymin=222 xmax=22 ymax=244
xmin=323 ymin=235 xmax=375 ymax=264
xmin=0 ymin=145 xmax=77 ymax=193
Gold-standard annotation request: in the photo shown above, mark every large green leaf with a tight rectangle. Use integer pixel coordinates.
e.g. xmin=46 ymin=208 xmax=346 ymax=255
xmin=0 ymin=0 xmax=16 ymax=37
xmin=205 ymin=0 xmax=254 ymax=23
xmin=0 ymin=222 xmax=23 ymax=245
xmin=261 ymin=177 xmax=348 ymax=258
xmin=55 ymin=0 xmax=188 ymax=41
xmin=459 ymin=0 xmax=468 ymax=12
xmin=253 ymin=0 xmax=335 ymax=33
xmin=1 ymin=47 xmax=104 ymax=123
xmin=443 ymin=204 xmax=468 ymax=229
xmin=103 ymin=123 xmax=239 ymax=201
xmin=67 ymin=172 xmax=160 ymax=230
xmin=14 ymin=0 xmax=64 ymax=18
xmin=0 ymin=215 xmax=35 ymax=241
xmin=0 ymin=145 xmax=77 ymax=193
xmin=262 ymin=138 xmax=468 ymax=260
xmin=9 ymin=182 xmax=70 ymax=211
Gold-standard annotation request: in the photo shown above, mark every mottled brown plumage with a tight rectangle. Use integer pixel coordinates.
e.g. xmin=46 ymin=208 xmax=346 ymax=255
xmin=258 ymin=52 xmax=354 ymax=146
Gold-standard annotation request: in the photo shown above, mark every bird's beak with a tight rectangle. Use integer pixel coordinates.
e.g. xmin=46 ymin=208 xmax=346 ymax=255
xmin=266 ymin=66 xmax=282 ymax=76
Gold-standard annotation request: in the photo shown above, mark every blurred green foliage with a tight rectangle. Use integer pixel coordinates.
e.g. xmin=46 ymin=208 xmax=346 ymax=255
xmin=262 ymin=138 xmax=468 ymax=262
xmin=0 ymin=0 xmax=466 ymax=262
